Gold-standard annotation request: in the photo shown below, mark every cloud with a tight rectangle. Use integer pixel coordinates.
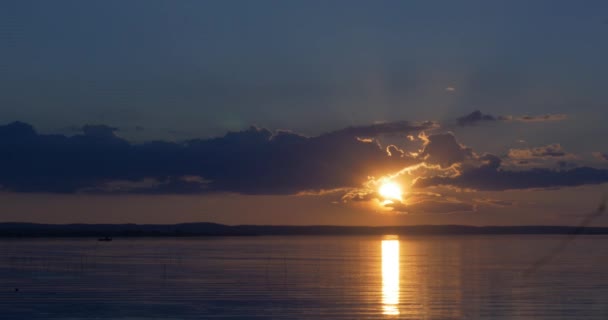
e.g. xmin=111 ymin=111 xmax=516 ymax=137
xmin=331 ymin=120 xmax=437 ymax=138
xmin=341 ymin=188 xmax=377 ymax=202
xmin=79 ymin=176 xmax=212 ymax=194
xmin=0 ymin=120 xmax=432 ymax=195
xmin=508 ymin=114 xmax=568 ymax=122
xmin=456 ymin=110 xmax=567 ymax=126
xmin=342 ymin=187 xmax=476 ymax=214
xmin=457 ymin=110 xmax=496 ymax=126
xmin=593 ymin=152 xmax=608 ymax=161
xmin=504 ymin=144 xmax=579 ymax=169
xmin=508 ymin=143 xmax=576 ymax=160
xmin=331 ymin=127 xmax=608 ymax=212
xmin=418 ymin=132 xmax=473 ymax=168
xmin=414 ymin=157 xmax=608 ymax=191
xmin=387 ymin=197 xmax=475 ymax=214
xmin=474 ymin=198 xmax=514 ymax=207
xmin=408 ymin=135 xmax=608 ymax=192
xmin=5 ymin=119 xmax=605 ymax=213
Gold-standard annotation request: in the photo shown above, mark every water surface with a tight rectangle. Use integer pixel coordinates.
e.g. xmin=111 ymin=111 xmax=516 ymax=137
xmin=1 ymin=235 xmax=607 ymax=319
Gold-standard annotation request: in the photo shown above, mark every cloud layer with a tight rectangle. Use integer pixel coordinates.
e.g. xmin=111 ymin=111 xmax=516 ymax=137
xmin=0 ymin=121 xmax=430 ymax=194
xmin=2 ymin=119 xmax=608 ymax=216
xmin=414 ymin=156 xmax=608 ymax=191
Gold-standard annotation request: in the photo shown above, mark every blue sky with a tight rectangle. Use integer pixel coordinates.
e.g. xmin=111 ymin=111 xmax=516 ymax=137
xmin=2 ymin=1 xmax=607 ymax=136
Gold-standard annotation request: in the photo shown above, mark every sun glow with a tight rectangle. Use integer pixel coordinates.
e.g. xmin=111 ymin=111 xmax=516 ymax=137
xmin=379 ymin=182 xmax=403 ymax=202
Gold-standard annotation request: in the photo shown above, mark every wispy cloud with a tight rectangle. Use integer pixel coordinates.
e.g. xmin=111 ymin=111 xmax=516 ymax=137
xmin=507 ymin=114 xmax=568 ymax=122
xmin=388 ymin=199 xmax=475 ymax=214
xmin=456 ymin=110 xmax=568 ymax=126
xmin=508 ymin=144 xmax=569 ymax=159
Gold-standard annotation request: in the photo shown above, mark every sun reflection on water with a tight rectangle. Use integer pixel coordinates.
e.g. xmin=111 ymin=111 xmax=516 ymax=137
xmin=381 ymin=238 xmax=400 ymax=315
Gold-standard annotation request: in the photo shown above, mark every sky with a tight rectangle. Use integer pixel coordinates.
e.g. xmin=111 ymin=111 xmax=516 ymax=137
xmin=1 ymin=0 xmax=608 ymax=226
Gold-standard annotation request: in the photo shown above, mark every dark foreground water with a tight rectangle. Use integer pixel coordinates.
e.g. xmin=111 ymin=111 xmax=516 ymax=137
xmin=1 ymin=235 xmax=607 ymax=319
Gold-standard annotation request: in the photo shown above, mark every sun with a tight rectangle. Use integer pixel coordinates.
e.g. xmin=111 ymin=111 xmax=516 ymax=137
xmin=378 ymin=181 xmax=403 ymax=202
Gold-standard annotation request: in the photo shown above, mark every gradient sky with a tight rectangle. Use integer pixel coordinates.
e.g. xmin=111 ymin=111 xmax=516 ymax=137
xmin=1 ymin=1 xmax=608 ymax=226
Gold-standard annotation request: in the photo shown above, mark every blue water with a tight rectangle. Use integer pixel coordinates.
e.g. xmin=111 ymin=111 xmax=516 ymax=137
xmin=1 ymin=235 xmax=607 ymax=319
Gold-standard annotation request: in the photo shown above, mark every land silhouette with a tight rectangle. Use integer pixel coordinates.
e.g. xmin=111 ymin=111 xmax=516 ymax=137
xmin=1 ymin=222 xmax=608 ymax=237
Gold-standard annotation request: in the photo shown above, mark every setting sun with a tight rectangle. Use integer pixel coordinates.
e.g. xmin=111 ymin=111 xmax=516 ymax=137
xmin=379 ymin=182 xmax=403 ymax=202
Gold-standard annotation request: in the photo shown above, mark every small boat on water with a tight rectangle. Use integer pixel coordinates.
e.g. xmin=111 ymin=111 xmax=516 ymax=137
xmin=98 ymin=236 xmax=112 ymax=242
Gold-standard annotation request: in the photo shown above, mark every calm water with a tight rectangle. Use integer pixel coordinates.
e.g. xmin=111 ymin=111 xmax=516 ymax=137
xmin=1 ymin=235 xmax=607 ymax=319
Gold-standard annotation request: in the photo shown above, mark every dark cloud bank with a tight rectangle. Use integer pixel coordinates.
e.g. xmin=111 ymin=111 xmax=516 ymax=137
xmin=1 ymin=120 xmax=607 ymax=196
xmin=0 ymin=121 xmax=427 ymax=194
xmin=414 ymin=153 xmax=608 ymax=191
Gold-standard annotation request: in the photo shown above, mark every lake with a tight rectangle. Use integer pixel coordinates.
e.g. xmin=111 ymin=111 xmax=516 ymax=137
xmin=1 ymin=235 xmax=607 ymax=319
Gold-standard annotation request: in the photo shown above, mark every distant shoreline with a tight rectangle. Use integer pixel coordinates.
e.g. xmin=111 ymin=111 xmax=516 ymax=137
xmin=1 ymin=222 xmax=608 ymax=237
